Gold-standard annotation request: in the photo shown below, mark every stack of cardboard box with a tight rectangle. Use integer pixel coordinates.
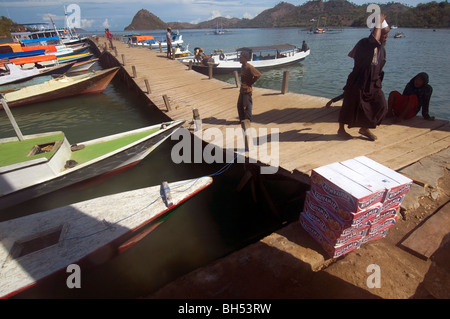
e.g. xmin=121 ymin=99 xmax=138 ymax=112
xmin=300 ymin=156 xmax=412 ymax=258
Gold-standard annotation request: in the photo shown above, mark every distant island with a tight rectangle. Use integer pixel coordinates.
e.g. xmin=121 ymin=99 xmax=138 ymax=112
xmin=125 ymin=0 xmax=450 ymax=31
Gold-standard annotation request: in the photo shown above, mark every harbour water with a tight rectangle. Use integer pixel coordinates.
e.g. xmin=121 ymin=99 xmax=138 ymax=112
xmin=1 ymin=27 xmax=449 ymax=298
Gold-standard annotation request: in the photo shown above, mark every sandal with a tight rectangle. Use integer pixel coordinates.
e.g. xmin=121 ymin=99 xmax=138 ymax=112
xmin=359 ymin=128 xmax=377 ymax=141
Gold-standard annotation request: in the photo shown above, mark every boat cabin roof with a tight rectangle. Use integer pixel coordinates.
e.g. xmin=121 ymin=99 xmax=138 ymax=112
xmin=21 ymin=36 xmax=60 ymax=44
xmin=236 ymin=44 xmax=297 ymax=53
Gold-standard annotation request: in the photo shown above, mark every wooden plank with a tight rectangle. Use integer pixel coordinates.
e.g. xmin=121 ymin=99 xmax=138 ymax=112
xmin=400 ymin=202 xmax=450 ymax=259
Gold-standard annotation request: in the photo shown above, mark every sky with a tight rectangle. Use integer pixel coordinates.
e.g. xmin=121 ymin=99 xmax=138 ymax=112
xmin=0 ymin=0 xmax=438 ymax=31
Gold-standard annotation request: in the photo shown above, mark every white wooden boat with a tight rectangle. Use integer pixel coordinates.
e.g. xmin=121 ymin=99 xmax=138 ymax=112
xmin=67 ymin=58 xmax=99 ymax=74
xmin=2 ymin=67 xmax=119 ymax=108
xmin=0 ymin=119 xmax=185 ymax=210
xmin=179 ymin=44 xmax=310 ymax=75
xmin=0 ymin=61 xmax=75 ymax=86
xmin=0 ymin=176 xmax=213 ymax=298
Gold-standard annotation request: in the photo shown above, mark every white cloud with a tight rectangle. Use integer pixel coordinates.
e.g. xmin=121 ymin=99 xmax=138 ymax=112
xmin=208 ymin=10 xmax=221 ymax=20
xmin=242 ymin=12 xmax=253 ymax=19
xmin=102 ymin=18 xmax=110 ymax=28
xmin=81 ymin=18 xmax=95 ymax=29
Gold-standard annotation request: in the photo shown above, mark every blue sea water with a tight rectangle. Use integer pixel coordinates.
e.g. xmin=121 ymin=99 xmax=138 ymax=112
xmin=169 ymin=27 xmax=449 ymax=120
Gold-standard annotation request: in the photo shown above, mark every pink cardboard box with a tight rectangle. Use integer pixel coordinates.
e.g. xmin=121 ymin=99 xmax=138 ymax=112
xmin=309 ymin=188 xmax=382 ymax=227
xmin=361 ymin=229 xmax=389 ymax=244
xmin=372 ymin=204 xmax=399 ymax=224
xmin=311 ymin=162 xmax=386 ymax=214
xmin=305 ymin=191 xmax=376 ymax=233
xmin=340 ymin=156 xmax=412 ymax=202
xmin=300 ymin=212 xmax=361 ymax=259
xmin=369 ymin=215 xmax=398 ymax=235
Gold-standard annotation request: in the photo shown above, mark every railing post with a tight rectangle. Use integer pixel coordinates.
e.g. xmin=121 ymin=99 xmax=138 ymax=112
xmin=281 ymin=71 xmax=289 ymax=94
xmin=233 ymin=70 xmax=240 ymax=88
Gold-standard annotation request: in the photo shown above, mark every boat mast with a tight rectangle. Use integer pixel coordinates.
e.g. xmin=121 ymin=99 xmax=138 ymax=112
xmin=0 ymin=94 xmax=24 ymax=141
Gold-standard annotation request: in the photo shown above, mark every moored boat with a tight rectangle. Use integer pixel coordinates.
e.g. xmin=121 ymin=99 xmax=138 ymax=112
xmin=179 ymin=44 xmax=310 ymax=75
xmin=2 ymin=67 xmax=119 ymax=108
xmin=0 ymin=175 xmax=211 ymax=298
xmin=0 ymin=61 xmax=75 ymax=86
xmin=0 ymin=119 xmax=186 ymax=210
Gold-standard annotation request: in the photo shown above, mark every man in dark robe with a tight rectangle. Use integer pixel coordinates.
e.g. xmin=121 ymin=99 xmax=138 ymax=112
xmin=338 ymin=15 xmax=390 ymax=141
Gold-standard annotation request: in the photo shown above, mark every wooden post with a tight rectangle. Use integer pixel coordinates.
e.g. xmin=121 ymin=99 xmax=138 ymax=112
xmin=114 ymin=47 xmax=118 ymax=57
xmin=144 ymin=79 xmax=151 ymax=94
xmin=208 ymin=62 xmax=213 ymax=79
xmin=233 ymin=70 xmax=240 ymax=88
xmin=121 ymin=54 xmax=126 ymax=66
xmin=159 ymin=43 xmax=163 ymax=53
xmin=192 ymin=108 xmax=201 ymax=131
xmin=281 ymin=70 xmax=289 ymax=94
xmin=132 ymin=65 xmax=137 ymax=78
xmin=162 ymin=95 xmax=171 ymax=111
xmin=240 ymin=119 xmax=252 ymax=152
xmin=1 ymin=95 xmax=24 ymax=141
xmin=188 ymin=60 xmax=192 ymax=70
xmin=104 ymin=42 xmax=108 ymax=51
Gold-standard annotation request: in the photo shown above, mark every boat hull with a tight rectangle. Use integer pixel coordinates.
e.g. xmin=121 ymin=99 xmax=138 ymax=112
xmin=2 ymin=67 xmax=119 ymax=108
xmin=0 ymin=120 xmax=185 ymax=210
xmin=182 ymin=49 xmax=310 ymax=75
xmin=0 ymin=176 xmax=212 ymax=298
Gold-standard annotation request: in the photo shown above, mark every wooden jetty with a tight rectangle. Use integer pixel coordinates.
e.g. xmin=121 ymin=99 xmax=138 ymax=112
xmin=91 ymin=37 xmax=450 ymax=185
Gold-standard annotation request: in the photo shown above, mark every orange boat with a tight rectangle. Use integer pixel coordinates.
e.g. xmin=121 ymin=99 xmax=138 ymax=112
xmin=0 ymin=55 xmax=58 ymax=68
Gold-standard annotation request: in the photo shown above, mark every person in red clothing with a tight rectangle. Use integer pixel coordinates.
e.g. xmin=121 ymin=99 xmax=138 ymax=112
xmin=387 ymin=72 xmax=434 ymax=122
xmin=105 ymin=28 xmax=114 ymax=49
xmin=237 ymin=50 xmax=261 ymax=122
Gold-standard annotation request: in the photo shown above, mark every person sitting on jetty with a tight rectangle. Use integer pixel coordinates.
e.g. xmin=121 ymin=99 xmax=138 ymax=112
xmin=336 ymin=14 xmax=390 ymax=141
xmin=387 ymin=72 xmax=434 ymax=122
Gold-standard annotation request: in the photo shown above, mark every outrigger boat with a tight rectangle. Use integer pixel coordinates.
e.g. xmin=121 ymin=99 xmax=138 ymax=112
xmin=0 ymin=175 xmax=212 ymax=298
xmin=0 ymin=112 xmax=186 ymax=210
xmin=2 ymin=67 xmax=119 ymax=108
xmin=179 ymin=44 xmax=310 ymax=75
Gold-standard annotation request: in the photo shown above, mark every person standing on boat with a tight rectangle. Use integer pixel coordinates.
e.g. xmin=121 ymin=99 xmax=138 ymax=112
xmin=166 ymin=27 xmax=173 ymax=59
xmin=337 ymin=14 xmax=390 ymax=141
xmin=237 ymin=50 xmax=261 ymax=122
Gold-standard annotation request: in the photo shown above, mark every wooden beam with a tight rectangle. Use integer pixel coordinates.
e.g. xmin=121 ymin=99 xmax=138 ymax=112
xmin=400 ymin=202 xmax=450 ymax=260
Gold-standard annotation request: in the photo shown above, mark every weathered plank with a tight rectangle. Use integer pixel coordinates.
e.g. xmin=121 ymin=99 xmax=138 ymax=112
xmin=400 ymin=202 xmax=450 ymax=259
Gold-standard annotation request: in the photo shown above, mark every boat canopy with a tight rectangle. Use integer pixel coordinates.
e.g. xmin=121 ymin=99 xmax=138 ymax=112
xmin=236 ymin=44 xmax=297 ymax=53
xmin=21 ymin=36 xmax=60 ymax=44
xmin=136 ymin=36 xmax=154 ymax=41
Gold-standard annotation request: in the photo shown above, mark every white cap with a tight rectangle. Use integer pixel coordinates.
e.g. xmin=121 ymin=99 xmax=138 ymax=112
xmin=370 ymin=20 xmax=389 ymax=30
